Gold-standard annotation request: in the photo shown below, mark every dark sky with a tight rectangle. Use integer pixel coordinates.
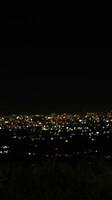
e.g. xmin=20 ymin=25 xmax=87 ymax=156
xmin=0 ymin=64 xmax=112 ymax=114
xmin=0 ymin=16 xmax=112 ymax=114
xmin=0 ymin=15 xmax=111 ymax=48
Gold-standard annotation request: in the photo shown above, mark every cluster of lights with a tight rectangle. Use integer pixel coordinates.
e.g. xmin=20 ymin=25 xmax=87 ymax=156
xmin=0 ymin=145 xmax=10 ymax=154
xmin=0 ymin=112 xmax=112 ymax=158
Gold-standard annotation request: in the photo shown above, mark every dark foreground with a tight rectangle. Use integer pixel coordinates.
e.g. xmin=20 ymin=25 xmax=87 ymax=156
xmin=0 ymin=157 xmax=112 ymax=200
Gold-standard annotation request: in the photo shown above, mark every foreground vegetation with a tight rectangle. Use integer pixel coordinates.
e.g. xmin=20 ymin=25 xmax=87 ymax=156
xmin=0 ymin=157 xmax=112 ymax=200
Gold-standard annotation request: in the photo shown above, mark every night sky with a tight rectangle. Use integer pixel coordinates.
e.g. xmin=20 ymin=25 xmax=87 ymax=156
xmin=0 ymin=16 xmax=112 ymax=114
xmin=0 ymin=64 xmax=112 ymax=114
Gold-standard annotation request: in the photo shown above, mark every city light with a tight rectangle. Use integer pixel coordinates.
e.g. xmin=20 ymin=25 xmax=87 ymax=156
xmin=0 ymin=112 xmax=112 ymax=159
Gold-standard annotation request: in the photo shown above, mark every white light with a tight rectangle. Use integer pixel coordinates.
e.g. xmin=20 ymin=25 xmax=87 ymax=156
xmin=5 ymin=121 xmax=8 ymax=124
xmin=65 ymin=139 xmax=68 ymax=143
xmin=2 ymin=145 xmax=9 ymax=149
xmin=4 ymin=150 xmax=8 ymax=154
xmin=96 ymin=131 xmax=99 ymax=135
xmin=51 ymin=137 xmax=54 ymax=140
xmin=106 ymin=155 xmax=111 ymax=159
xmin=16 ymin=116 xmax=19 ymax=119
